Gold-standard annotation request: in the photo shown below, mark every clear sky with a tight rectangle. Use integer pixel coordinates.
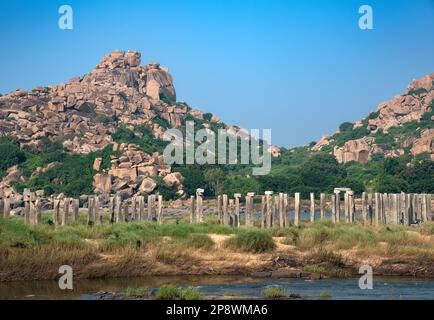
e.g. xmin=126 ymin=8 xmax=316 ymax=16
xmin=0 ymin=0 xmax=433 ymax=146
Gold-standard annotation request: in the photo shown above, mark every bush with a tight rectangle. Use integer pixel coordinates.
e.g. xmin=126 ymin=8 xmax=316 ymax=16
xmin=180 ymin=287 xmax=203 ymax=300
xmin=224 ymin=230 xmax=275 ymax=253
xmin=156 ymin=285 xmax=180 ymax=300
xmin=263 ymin=286 xmax=287 ymax=298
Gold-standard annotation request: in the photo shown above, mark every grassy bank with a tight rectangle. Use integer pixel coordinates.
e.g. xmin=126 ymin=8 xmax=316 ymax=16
xmin=1 ymin=215 xmax=433 ymax=281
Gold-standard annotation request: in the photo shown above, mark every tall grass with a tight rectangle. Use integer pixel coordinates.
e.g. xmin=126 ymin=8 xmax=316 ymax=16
xmin=224 ymin=230 xmax=275 ymax=253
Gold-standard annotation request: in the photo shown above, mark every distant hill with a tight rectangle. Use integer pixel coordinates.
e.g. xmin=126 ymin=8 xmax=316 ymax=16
xmin=312 ymin=74 xmax=433 ymax=163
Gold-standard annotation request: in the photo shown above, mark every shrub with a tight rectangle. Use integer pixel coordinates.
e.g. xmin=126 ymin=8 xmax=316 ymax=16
xmin=263 ymin=286 xmax=287 ymax=299
xmin=156 ymin=285 xmax=181 ymax=300
xmin=180 ymin=287 xmax=203 ymax=300
xmin=224 ymin=230 xmax=275 ymax=253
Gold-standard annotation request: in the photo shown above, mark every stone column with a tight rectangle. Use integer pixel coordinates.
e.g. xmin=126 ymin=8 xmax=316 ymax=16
xmin=406 ymin=193 xmax=413 ymax=225
xmin=222 ymin=194 xmax=228 ymax=225
xmin=24 ymin=200 xmax=30 ymax=225
xmin=115 ymin=195 xmax=122 ymax=223
xmin=331 ymin=194 xmax=336 ymax=223
xmin=196 ymin=189 xmax=204 ymax=223
xmin=122 ymin=200 xmax=129 ymax=222
xmin=334 ymin=191 xmax=340 ymax=222
xmin=284 ymin=193 xmax=289 ymax=226
xmin=138 ymin=196 xmax=145 ymax=221
xmin=87 ymin=197 xmax=94 ymax=226
xmin=421 ymin=194 xmax=428 ymax=223
xmin=234 ymin=193 xmax=241 ymax=228
xmin=310 ymin=193 xmax=315 ymax=223
xmin=344 ymin=192 xmax=349 ymax=223
xmin=374 ymin=193 xmax=380 ymax=225
xmin=0 ymin=198 xmax=4 ymax=219
xmin=279 ymin=193 xmax=284 ymax=227
xmin=34 ymin=199 xmax=42 ymax=225
xmin=190 ymin=195 xmax=195 ymax=224
xmin=94 ymin=196 xmax=102 ymax=225
xmin=367 ymin=193 xmax=373 ymax=224
xmin=72 ymin=199 xmax=79 ymax=222
xmin=62 ymin=198 xmax=70 ymax=226
xmin=245 ymin=194 xmax=251 ymax=227
xmin=147 ymin=195 xmax=155 ymax=221
xmin=261 ymin=195 xmax=266 ymax=228
xmin=108 ymin=197 xmax=115 ymax=223
xmin=217 ymin=195 xmax=222 ymax=223
xmin=157 ymin=195 xmax=163 ymax=224
xmin=53 ymin=199 xmax=61 ymax=225
xmin=348 ymin=191 xmax=354 ymax=223
xmin=361 ymin=192 xmax=367 ymax=223
xmin=320 ymin=193 xmax=325 ymax=220
xmin=265 ymin=191 xmax=273 ymax=228
xmin=131 ymin=197 xmax=137 ymax=221
xmin=4 ymin=197 xmax=12 ymax=218
xmin=425 ymin=194 xmax=432 ymax=222
xmin=294 ymin=192 xmax=300 ymax=227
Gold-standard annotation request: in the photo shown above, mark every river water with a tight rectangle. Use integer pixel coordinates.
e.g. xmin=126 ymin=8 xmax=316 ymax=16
xmin=1 ymin=276 xmax=433 ymax=300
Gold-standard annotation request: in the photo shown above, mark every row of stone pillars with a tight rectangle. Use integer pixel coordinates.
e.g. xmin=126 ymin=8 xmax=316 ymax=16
xmin=1 ymin=190 xmax=432 ymax=227
xmin=189 ymin=190 xmax=432 ymax=227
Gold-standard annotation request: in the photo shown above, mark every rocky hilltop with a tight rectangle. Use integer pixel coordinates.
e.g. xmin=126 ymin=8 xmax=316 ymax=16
xmin=0 ymin=51 xmax=235 ymax=198
xmin=312 ymin=74 xmax=433 ymax=163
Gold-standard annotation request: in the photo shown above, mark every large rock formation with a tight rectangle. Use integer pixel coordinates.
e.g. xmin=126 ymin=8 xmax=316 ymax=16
xmin=313 ymin=73 xmax=433 ymax=163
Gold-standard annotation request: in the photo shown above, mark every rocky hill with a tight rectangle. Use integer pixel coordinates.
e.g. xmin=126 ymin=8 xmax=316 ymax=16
xmin=312 ymin=74 xmax=433 ymax=163
xmin=0 ymin=50 xmax=250 ymax=198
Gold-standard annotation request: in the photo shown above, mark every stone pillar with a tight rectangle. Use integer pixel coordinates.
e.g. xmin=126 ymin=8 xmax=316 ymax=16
xmin=294 ymin=192 xmax=300 ymax=227
xmin=115 ymin=195 xmax=122 ymax=223
xmin=72 ymin=199 xmax=79 ymax=222
xmin=62 ymin=198 xmax=70 ymax=226
xmin=157 ymin=195 xmax=163 ymax=224
xmin=0 ymin=198 xmax=4 ymax=219
xmin=122 ymin=200 xmax=129 ymax=222
xmin=190 ymin=195 xmax=195 ymax=224
xmin=279 ymin=193 xmax=284 ymax=227
xmin=374 ymin=193 xmax=380 ymax=225
xmin=138 ymin=196 xmax=145 ymax=221
xmin=344 ymin=192 xmax=349 ymax=223
xmin=348 ymin=191 xmax=354 ymax=223
xmin=131 ymin=197 xmax=137 ymax=221
xmin=94 ymin=196 xmax=101 ymax=225
xmin=334 ymin=191 xmax=340 ymax=222
xmin=284 ymin=193 xmax=289 ymax=226
xmin=217 ymin=195 xmax=222 ymax=223
xmin=320 ymin=193 xmax=325 ymax=220
xmin=196 ymin=188 xmax=204 ymax=223
xmin=34 ymin=199 xmax=42 ymax=225
xmin=29 ymin=201 xmax=35 ymax=225
xmin=406 ymin=193 xmax=413 ymax=225
xmin=245 ymin=194 xmax=251 ymax=227
xmin=421 ymin=194 xmax=428 ymax=223
xmin=4 ymin=197 xmax=12 ymax=218
xmin=234 ymin=193 xmax=241 ymax=228
xmin=245 ymin=193 xmax=254 ymax=227
xmin=24 ymin=200 xmax=30 ymax=225
xmin=108 ymin=197 xmax=115 ymax=223
xmin=87 ymin=197 xmax=94 ymax=226
xmin=310 ymin=193 xmax=315 ymax=223
xmin=367 ymin=193 xmax=373 ymax=224
xmin=265 ymin=191 xmax=273 ymax=228
xmin=425 ymin=194 xmax=432 ymax=222
xmin=361 ymin=192 xmax=367 ymax=223
xmin=147 ymin=195 xmax=155 ymax=221
xmin=261 ymin=195 xmax=266 ymax=228
xmin=53 ymin=199 xmax=61 ymax=225
xmin=383 ymin=193 xmax=389 ymax=224
xmin=331 ymin=194 xmax=336 ymax=223
xmin=222 ymin=194 xmax=228 ymax=225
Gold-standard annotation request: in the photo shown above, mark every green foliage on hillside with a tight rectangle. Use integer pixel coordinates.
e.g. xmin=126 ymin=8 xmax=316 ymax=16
xmin=112 ymin=125 xmax=169 ymax=154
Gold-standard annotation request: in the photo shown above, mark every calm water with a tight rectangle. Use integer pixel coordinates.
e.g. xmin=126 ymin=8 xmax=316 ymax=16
xmin=1 ymin=276 xmax=433 ymax=300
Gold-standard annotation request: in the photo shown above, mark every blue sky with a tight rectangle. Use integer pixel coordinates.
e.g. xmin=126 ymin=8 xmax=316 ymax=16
xmin=0 ymin=0 xmax=433 ymax=146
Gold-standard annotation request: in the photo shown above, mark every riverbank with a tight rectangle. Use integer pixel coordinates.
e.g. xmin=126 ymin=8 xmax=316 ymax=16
xmin=1 ymin=215 xmax=434 ymax=282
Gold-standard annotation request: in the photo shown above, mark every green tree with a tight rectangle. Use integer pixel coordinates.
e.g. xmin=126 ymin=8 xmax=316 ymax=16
xmin=204 ymin=168 xmax=224 ymax=196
